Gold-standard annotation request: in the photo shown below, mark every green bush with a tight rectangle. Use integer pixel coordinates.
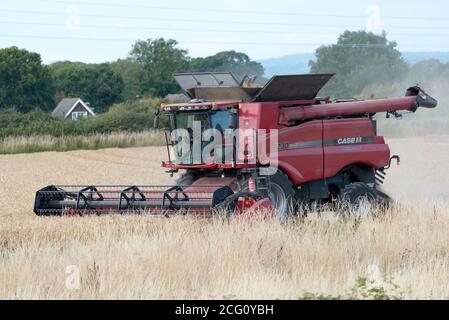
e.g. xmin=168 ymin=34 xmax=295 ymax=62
xmin=0 ymin=97 xmax=169 ymax=138
xmin=297 ymin=275 xmax=403 ymax=300
xmin=349 ymin=276 xmax=402 ymax=300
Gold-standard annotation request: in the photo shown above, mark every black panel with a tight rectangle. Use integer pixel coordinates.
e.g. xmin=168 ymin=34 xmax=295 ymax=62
xmin=253 ymin=74 xmax=334 ymax=102
xmin=187 ymin=87 xmax=261 ymax=102
xmin=173 ymin=72 xmax=240 ymax=92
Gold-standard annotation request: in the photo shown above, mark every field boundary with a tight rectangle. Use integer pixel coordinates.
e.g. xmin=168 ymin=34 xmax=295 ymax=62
xmin=0 ymin=130 xmax=165 ymax=155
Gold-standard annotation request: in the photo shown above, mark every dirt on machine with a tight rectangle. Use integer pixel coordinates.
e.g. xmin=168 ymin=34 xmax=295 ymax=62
xmin=34 ymin=72 xmax=438 ymax=219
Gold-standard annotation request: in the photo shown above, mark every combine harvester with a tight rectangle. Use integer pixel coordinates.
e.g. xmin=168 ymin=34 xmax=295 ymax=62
xmin=34 ymin=73 xmax=437 ymax=218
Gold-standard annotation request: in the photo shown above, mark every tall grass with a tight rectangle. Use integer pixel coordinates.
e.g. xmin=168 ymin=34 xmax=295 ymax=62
xmin=0 ymin=130 xmax=165 ymax=154
xmin=1 ymin=136 xmax=448 ymax=299
xmin=2 ymin=202 xmax=449 ymax=299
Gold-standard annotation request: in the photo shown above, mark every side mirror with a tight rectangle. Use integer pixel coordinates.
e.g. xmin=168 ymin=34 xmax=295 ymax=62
xmin=228 ymin=109 xmax=238 ymax=129
xmin=153 ymin=109 xmax=160 ymax=129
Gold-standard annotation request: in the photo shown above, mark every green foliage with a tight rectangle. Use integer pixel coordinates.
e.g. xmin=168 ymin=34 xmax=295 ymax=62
xmin=51 ymin=61 xmax=124 ymax=112
xmin=190 ymin=51 xmax=266 ymax=83
xmin=130 ymin=38 xmax=189 ymax=97
xmin=298 ymin=292 xmax=342 ymax=300
xmin=0 ymin=242 xmax=16 ymax=259
xmin=128 ymin=40 xmax=267 ymax=96
xmin=109 ymin=58 xmax=147 ymax=101
xmin=0 ymin=41 xmax=267 ymax=116
xmin=298 ymin=274 xmax=403 ymax=300
xmin=310 ymin=31 xmax=409 ymax=98
xmin=0 ymin=97 xmax=164 ymax=138
xmin=349 ymin=276 xmax=402 ymax=300
xmin=0 ymin=97 xmax=167 ymax=154
xmin=407 ymin=58 xmax=449 ymax=85
xmin=0 ymin=47 xmax=55 ymax=112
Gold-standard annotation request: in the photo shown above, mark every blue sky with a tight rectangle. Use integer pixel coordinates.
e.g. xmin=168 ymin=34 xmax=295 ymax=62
xmin=2 ymin=0 xmax=449 ymax=63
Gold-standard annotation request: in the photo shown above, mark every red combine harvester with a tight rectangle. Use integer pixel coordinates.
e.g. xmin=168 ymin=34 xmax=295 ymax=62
xmin=34 ymin=73 xmax=437 ymax=218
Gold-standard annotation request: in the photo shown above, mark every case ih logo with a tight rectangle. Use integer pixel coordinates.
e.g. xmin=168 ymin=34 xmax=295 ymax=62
xmin=278 ymin=136 xmax=374 ymax=150
xmin=337 ymin=137 xmax=363 ymax=145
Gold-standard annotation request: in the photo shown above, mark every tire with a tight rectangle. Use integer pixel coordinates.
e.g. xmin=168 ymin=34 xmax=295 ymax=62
xmin=267 ymin=170 xmax=297 ymax=221
xmin=337 ymin=182 xmax=391 ymax=217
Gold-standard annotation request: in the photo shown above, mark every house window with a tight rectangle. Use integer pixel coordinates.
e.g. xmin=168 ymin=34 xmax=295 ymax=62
xmin=72 ymin=112 xmax=88 ymax=121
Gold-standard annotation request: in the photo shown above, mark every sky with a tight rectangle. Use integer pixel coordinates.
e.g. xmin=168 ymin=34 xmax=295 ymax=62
xmin=1 ymin=0 xmax=449 ymax=64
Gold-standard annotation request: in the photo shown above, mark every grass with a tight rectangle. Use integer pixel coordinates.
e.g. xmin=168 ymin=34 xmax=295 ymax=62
xmin=1 ymin=137 xmax=448 ymax=300
xmin=1 ymin=202 xmax=449 ymax=299
xmin=0 ymin=130 xmax=165 ymax=154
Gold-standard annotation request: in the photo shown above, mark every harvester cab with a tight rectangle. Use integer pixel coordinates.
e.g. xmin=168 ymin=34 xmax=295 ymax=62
xmin=158 ymin=72 xmax=335 ymax=169
xmin=34 ymin=72 xmax=437 ymax=219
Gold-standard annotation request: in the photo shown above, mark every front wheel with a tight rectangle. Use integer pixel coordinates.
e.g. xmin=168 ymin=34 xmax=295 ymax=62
xmin=267 ymin=170 xmax=296 ymax=221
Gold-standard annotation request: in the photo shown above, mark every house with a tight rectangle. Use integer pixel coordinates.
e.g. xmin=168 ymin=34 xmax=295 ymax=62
xmin=52 ymin=98 xmax=96 ymax=120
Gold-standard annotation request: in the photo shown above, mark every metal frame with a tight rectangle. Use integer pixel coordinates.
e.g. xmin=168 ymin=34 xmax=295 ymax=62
xmin=118 ymin=186 xmax=147 ymax=213
xmin=34 ymin=184 xmax=236 ymax=216
xmin=161 ymin=186 xmax=189 ymax=211
xmin=75 ymin=186 xmax=104 ymax=211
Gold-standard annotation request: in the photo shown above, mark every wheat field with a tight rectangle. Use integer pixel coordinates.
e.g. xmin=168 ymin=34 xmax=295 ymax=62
xmin=0 ymin=130 xmax=165 ymax=154
xmin=1 ymin=136 xmax=449 ymax=299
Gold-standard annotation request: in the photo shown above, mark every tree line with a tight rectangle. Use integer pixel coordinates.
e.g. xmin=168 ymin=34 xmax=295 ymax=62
xmin=0 ymin=38 xmax=265 ymax=113
xmin=1 ymin=30 xmax=447 ymax=116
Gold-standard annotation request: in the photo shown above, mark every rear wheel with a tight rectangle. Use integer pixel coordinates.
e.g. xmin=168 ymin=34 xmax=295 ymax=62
xmin=267 ymin=170 xmax=296 ymax=221
xmin=337 ymin=182 xmax=391 ymax=216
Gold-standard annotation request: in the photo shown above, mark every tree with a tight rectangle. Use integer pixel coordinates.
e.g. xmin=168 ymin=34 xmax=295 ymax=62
xmin=51 ymin=62 xmax=124 ymax=113
xmin=0 ymin=47 xmax=55 ymax=112
xmin=408 ymin=59 xmax=449 ymax=83
xmin=190 ymin=51 xmax=265 ymax=83
xmin=109 ymin=58 xmax=146 ymax=101
xmin=130 ymin=38 xmax=189 ymax=97
xmin=309 ymin=31 xmax=409 ymax=98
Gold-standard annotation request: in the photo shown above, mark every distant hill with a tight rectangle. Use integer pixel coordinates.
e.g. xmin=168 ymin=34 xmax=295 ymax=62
xmin=257 ymin=53 xmax=315 ymax=78
xmin=402 ymin=52 xmax=449 ymax=65
xmin=258 ymin=52 xmax=449 ymax=78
